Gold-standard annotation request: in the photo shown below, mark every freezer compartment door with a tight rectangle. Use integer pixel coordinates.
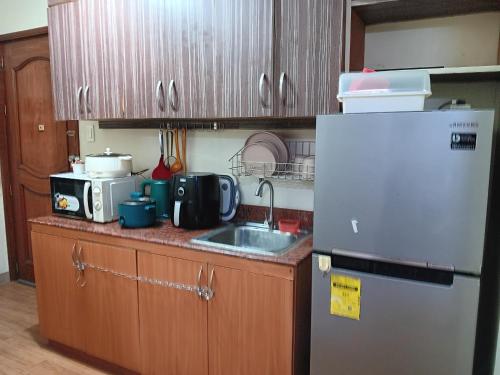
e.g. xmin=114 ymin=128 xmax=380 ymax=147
xmin=314 ymin=110 xmax=494 ymax=273
xmin=310 ymin=254 xmax=480 ymax=375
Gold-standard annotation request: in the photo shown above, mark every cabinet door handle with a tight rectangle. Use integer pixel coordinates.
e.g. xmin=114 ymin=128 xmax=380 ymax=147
xmin=84 ymin=85 xmax=91 ymax=115
xmin=196 ymin=266 xmax=203 ymax=299
xmin=76 ymin=86 xmax=83 ymax=115
xmin=208 ymin=268 xmax=215 ymax=300
xmin=258 ymin=73 xmax=270 ymax=108
xmin=279 ymin=72 xmax=287 ymax=106
xmin=156 ymin=80 xmax=164 ymax=112
xmin=76 ymin=246 xmax=87 ymax=288
xmin=121 ymin=96 xmax=126 ymax=118
xmin=168 ymin=79 xmax=178 ymax=111
xmin=71 ymin=243 xmax=78 ymax=266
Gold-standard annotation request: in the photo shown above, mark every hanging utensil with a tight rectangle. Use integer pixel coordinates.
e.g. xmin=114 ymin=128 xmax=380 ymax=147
xmin=165 ymin=129 xmax=175 ymax=169
xmin=152 ymin=128 xmax=172 ymax=180
xmin=182 ymin=127 xmax=187 ymax=174
xmin=170 ymin=128 xmax=183 ymax=174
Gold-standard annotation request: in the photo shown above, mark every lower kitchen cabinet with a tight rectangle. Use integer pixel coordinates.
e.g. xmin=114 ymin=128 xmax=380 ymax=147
xmin=208 ymin=265 xmax=294 ymax=375
xmin=32 ymin=232 xmax=85 ymax=350
xmin=31 ymin=225 xmax=310 ymax=375
xmin=138 ymin=253 xmax=209 ymax=375
xmin=79 ymin=240 xmax=141 ymax=372
xmin=31 ymin=233 xmax=141 ymax=372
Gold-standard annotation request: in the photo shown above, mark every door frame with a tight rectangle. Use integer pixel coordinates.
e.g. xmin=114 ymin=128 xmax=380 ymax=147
xmin=0 ymin=27 xmax=49 ymax=280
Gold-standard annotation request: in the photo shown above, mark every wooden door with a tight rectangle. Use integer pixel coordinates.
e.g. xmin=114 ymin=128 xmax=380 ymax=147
xmin=208 ymin=266 xmax=294 ymax=375
xmin=138 ymin=252 xmax=208 ymax=375
xmin=31 ymin=232 xmax=85 ymax=350
xmin=79 ymin=240 xmax=141 ymax=372
xmin=275 ymin=0 xmax=344 ymax=116
xmin=3 ymin=35 xmax=77 ymax=282
xmin=48 ymin=1 xmax=86 ymax=120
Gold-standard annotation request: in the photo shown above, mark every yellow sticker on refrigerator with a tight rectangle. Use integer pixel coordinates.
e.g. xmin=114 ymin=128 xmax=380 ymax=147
xmin=330 ymin=274 xmax=361 ymax=320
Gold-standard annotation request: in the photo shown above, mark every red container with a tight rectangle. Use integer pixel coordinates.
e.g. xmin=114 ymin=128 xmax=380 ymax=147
xmin=278 ymin=219 xmax=300 ymax=234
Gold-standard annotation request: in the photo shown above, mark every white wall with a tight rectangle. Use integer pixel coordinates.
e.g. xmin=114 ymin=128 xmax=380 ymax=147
xmin=79 ymin=122 xmax=315 ymax=210
xmin=0 ymin=0 xmax=47 ymax=35
xmin=365 ymin=12 xmax=500 ymax=69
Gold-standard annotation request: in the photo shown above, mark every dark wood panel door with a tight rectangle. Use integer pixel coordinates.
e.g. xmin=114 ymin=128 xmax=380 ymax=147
xmin=48 ymin=1 xmax=86 ymax=120
xmin=3 ymin=35 xmax=76 ymax=282
xmin=276 ymin=0 xmax=344 ymax=116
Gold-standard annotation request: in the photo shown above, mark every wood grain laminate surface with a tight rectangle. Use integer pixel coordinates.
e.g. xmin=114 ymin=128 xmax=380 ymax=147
xmin=138 ymin=252 xmax=208 ymax=375
xmin=276 ymin=0 xmax=344 ymax=116
xmin=31 ymin=232 xmax=85 ymax=351
xmin=48 ymin=0 xmax=344 ymax=120
xmin=80 ymin=240 xmax=141 ymax=372
xmin=208 ymin=265 xmax=294 ymax=375
xmin=48 ymin=1 xmax=85 ymax=121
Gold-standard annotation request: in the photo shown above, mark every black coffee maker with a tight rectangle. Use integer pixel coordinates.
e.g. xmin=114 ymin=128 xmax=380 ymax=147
xmin=170 ymin=173 xmax=220 ymax=229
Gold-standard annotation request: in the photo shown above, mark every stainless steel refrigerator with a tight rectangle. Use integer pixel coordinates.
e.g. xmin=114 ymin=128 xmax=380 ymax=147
xmin=311 ymin=110 xmax=500 ymax=375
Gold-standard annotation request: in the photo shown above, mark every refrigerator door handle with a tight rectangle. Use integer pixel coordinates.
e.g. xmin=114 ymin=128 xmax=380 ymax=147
xmin=330 ymin=248 xmax=454 ymax=272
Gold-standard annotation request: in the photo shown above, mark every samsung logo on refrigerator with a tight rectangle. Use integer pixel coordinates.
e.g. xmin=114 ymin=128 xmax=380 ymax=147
xmin=449 ymin=121 xmax=479 ymax=129
xmin=451 ymin=132 xmax=477 ymax=150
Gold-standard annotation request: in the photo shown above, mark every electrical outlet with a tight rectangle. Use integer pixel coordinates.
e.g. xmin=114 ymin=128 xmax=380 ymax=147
xmin=87 ymin=124 xmax=95 ymax=143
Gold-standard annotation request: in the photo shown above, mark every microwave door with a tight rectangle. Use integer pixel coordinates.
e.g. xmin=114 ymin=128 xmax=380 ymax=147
xmin=51 ymin=177 xmax=92 ymax=219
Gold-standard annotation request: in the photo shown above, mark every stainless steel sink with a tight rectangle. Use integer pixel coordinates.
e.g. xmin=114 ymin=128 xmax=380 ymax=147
xmin=192 ymin=223 xmax=308 ymax=256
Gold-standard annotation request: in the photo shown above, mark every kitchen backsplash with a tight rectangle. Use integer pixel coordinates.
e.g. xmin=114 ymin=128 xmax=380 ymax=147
xmin=79 ymin=121 xmax=315 ymax=211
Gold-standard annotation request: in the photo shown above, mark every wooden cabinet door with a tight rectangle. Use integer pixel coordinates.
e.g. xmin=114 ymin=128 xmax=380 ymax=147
xmin=210 ymin=0 xmax=275 ymax=118
xmin=83 ymin=0 xmax=145 ymax=120
xmin=208 ymin=266 xmax=294 ymax=375
xmin=138 ymin=252 xmax=208 ymax=375
xmin=178 ymin=0 xmax=274 ymax=118
xmin=31 ymin=232 xmax=85 ymax=350
xmin=275 ymin=0 xmax=345 ymax=116
xmin=48 ymin=1 xmax=86 ymax=120
xmin=132 ymin=0 xmax=189 ymax=119
xmin=79 ymin=240 xmax=141 ymax=372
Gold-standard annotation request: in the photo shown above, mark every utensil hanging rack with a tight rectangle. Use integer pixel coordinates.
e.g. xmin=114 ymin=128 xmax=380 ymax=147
xmin=229 ymin=139 xmax=315 ymax=182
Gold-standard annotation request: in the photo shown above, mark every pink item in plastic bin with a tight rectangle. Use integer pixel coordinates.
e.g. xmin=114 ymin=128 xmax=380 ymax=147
xmin=349 ymin=67 xmax=390 ymax=91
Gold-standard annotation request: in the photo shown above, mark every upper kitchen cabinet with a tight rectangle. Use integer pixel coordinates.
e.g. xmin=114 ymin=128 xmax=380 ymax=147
xmin=209 ymin=0 xmax=275 ymax=117
xmin=275 ymin=0 xmax=345 ymax=116
xmin=48 ymin=1 xmax=87 ymax=121
xmin=49 ymin=0 xmax=143 ymax=120
xmin=140 ymin=0 xmax=275 ymax=119
xmin=48 ymin=0 xmax=344 ymax=120
xmin=139 ymin=0 xmax=195 ymax=119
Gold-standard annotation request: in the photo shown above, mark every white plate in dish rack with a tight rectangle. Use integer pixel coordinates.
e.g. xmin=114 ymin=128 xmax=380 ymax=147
xmin=245 ymin=131 xmax=289 ymax=166
xmin=241 ymin=142 xmax=277 ymax=176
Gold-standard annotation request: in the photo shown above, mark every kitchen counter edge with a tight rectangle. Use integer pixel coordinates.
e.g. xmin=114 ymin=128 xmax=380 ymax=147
xmin=29 ymin=216 xmax=313 ymax=267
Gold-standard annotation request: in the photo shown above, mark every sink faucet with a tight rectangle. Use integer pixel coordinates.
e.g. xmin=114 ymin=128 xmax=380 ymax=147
xmin=255 ymin=179 xmax=274 ymax=229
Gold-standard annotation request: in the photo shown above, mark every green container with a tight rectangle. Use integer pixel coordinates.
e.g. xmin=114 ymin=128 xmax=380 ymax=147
xmin=141 ymin=179 xmax=170 ymax=219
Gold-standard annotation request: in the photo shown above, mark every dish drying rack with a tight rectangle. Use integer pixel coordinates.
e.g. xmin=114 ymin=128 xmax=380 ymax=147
xmin=229 ymin=140 xmax=315 ymax=181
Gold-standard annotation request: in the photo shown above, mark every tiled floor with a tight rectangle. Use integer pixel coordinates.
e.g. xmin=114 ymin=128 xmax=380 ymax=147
xmin=0 ymin=282 xmax=107 ymax=374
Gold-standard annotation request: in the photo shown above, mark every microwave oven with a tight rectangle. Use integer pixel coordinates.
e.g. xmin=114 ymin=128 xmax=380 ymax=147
xmin=50 ymin=172 xmax=138 ymax=223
